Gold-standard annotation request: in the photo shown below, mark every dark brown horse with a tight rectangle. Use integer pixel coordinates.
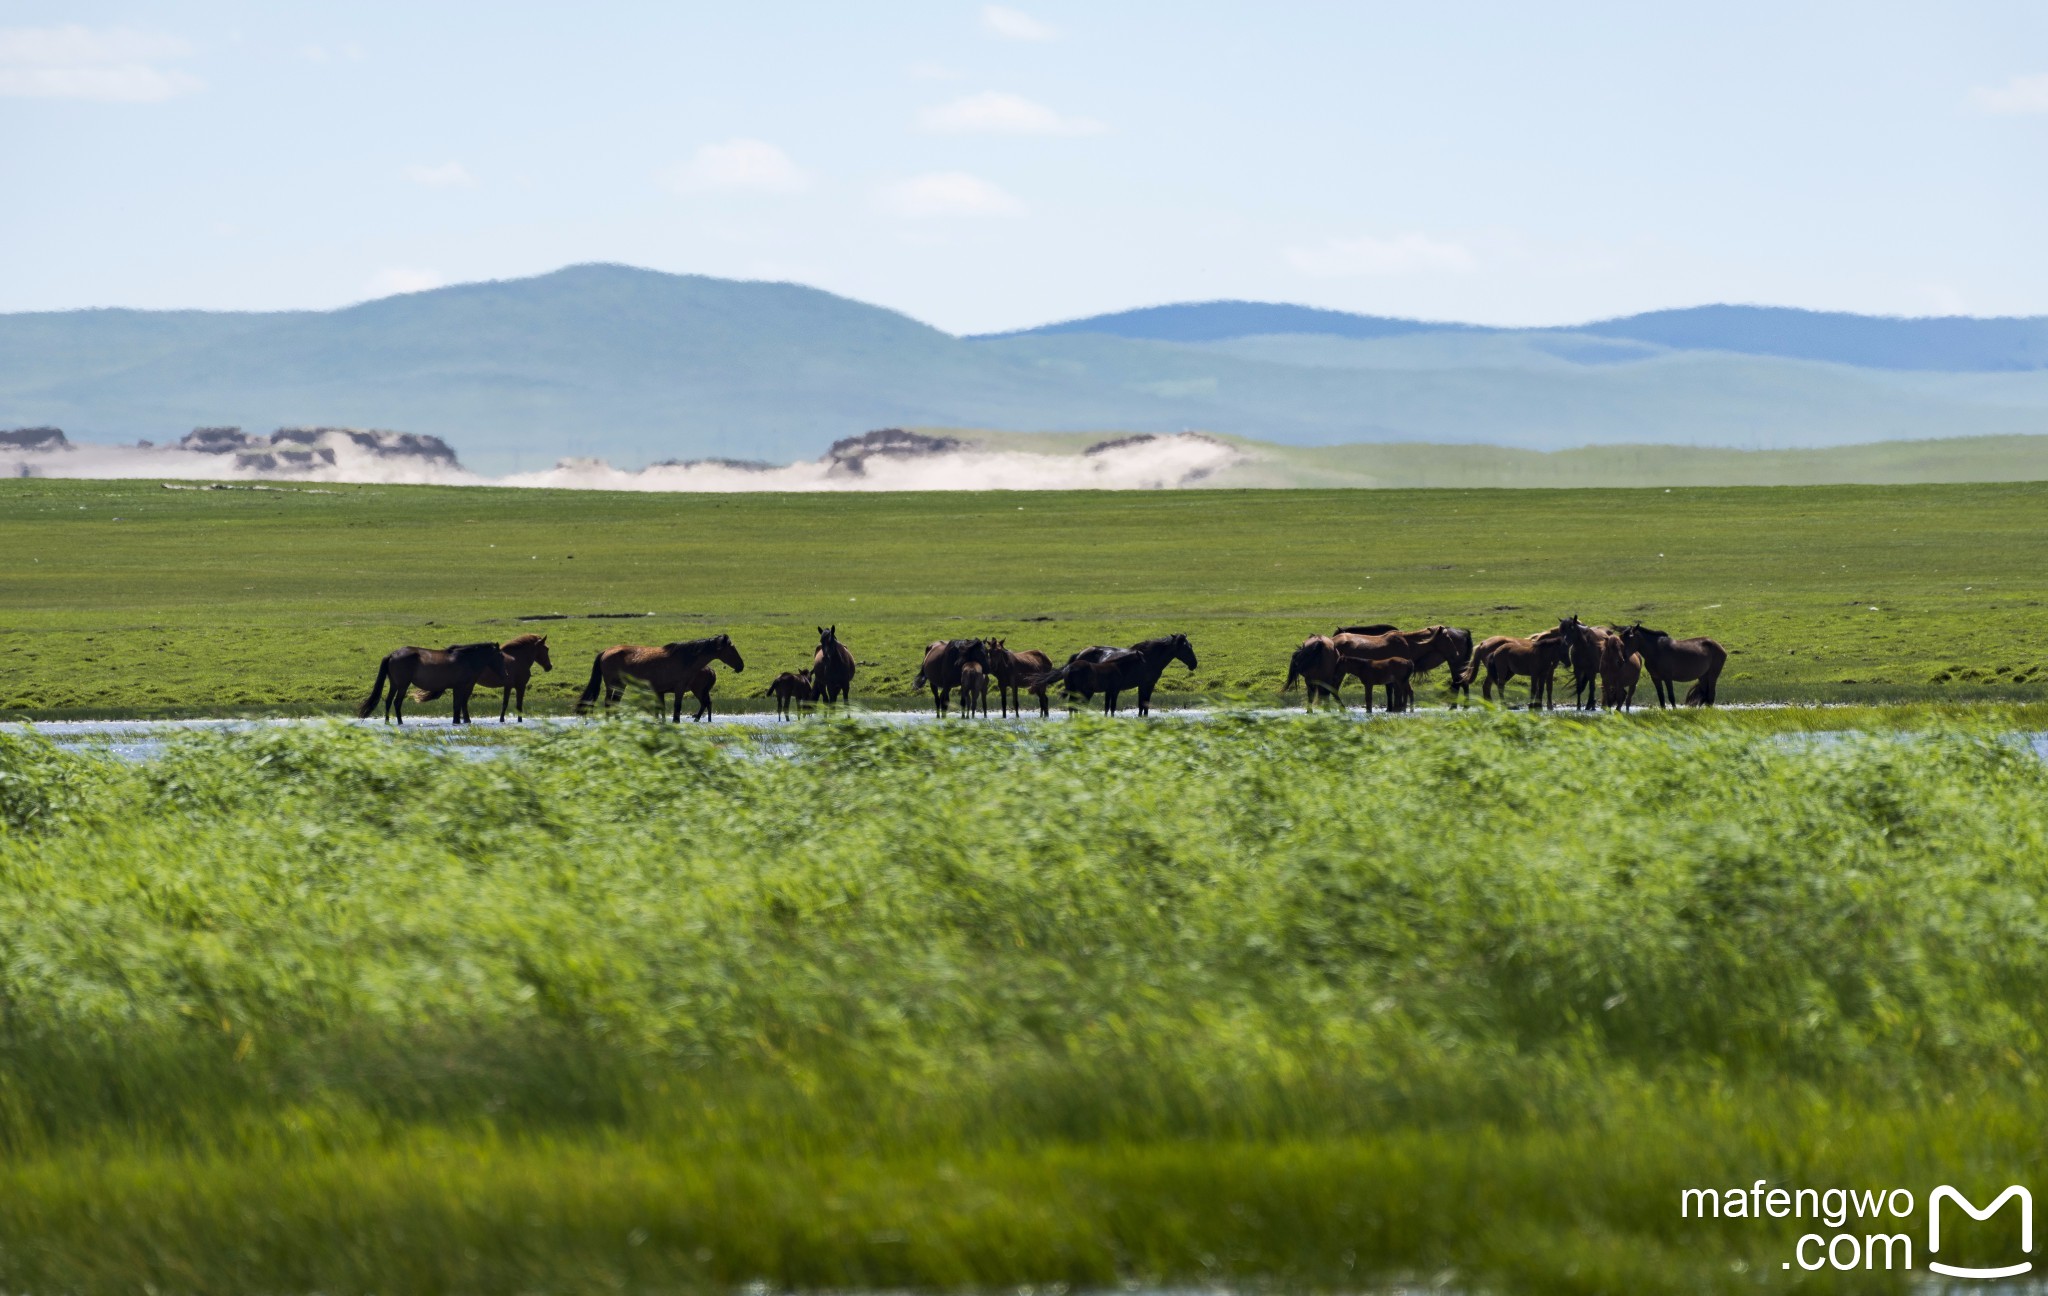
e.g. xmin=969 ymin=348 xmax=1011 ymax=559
xmin=464 ymin=633 xmax=554 ymax=722
xmin=358 ymin=641 xmax=501 ymax=724
xmin=576 ymin=634 xmax=746 ymax=721
xmin=1031 ymin=634 xmax=1197 ymax=716
xmin=767 ymin=669 xmax=815 ymax=720
xmin=1329 ymin=625 xmax=1450 ymax=711
xmin=811 ymin=626 xmax=855 ymax=707
xmin=958 ymin=659 xmax=989 ymax=718
xmin=1284 ymin=638 xmax=1414 ymax=712
xmin=913 ymin=638 xmax=990 ymax=716
xmin=985 ymin=639 xmax=1054 ymax=718
xmin=1459 ymin=630 xmax=1571 ymax=709
xmin=1619 ymin=623 xmax=1727 ymax=707
xmin=1555 ymin=616 xmax=1624 ymax=711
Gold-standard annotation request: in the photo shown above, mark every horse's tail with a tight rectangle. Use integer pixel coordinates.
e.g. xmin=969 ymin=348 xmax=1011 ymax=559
xmin=575 ymin=651 xmax=606 ymax=713
xmin=1283 ymin=643 xmax=1315 ymax=693
xmin=357 ymin=656 xmax=390 ymax=718
xmin=1686 ymin=642 xmax=1728 ymax=706
xmin=1025 ymin=662 xmax=1072 ymax=694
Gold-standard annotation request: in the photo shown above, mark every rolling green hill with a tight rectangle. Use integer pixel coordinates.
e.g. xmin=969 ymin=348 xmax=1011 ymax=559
xmin=8 ymin=265 xmax=2048 ymax=474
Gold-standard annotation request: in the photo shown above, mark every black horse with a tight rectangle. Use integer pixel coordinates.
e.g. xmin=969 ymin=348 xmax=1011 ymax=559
xmin=1031 ymin=634 xmax=1198 ymax=715
xmin=358 ymin=641 xmax=501 ymax=725
xmin=1619 ymin=623 xmax=1727 ymax=707
xmin=913 ymin=637 xmax=990 ymax=716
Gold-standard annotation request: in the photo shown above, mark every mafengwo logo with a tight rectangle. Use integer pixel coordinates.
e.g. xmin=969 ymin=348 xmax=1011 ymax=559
xmin=1680 ymin=1181 xmax=2031 ymax=1276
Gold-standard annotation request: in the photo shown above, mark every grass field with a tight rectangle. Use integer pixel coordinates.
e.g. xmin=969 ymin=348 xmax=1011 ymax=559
xmin=1 ymin=476 xmax=2045 ymax=716
xmin=2 ymin=713 xmax=2045 ymax=1293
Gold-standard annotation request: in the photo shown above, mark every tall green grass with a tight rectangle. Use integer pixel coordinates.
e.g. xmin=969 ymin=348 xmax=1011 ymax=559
xmin=1 ymin=715 xmax=2042 ymax=1292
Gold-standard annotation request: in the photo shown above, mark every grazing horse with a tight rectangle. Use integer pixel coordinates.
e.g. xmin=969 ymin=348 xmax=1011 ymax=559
xmin=1284 ymin=638 xmax=1414 ymax=712
xmin=1459 ymin=630 xmax=1571 ymax=709
xmin=1032 ymin=634 xmax=1198 ymax=716
xmin=913 ymin=638 xmax=990 ymax=716
xmin=767 ymin=669 xmax=815 ymax=720
xmin=985 ymin=639 xmax=1054 ymax=718
xmin=1555 ymin=616 xmax=1624 ymax=711
xmin=958 ymin=660 xmax=989 ymax=718
xmin=1620 ymin=623 xmax=1727 ymax=707
xmin=358 ymin=641 xmax=500 ymax=725
xmin=811 ymin=626 xmax=856 ymax=707
xmin=576 ymin=634 xmax=746 ymax=721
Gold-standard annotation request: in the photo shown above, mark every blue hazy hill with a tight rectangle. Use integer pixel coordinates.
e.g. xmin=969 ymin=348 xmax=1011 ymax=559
xmin=1004 ymin=299 xmax=2048 ymax=372
xmin=5 ymin=264 xmax=2048 ymax=471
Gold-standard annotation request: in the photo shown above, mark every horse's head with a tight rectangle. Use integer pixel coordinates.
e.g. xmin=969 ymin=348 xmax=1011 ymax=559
xmin=534 ymin=635 xmax=553 ymax=672
xmin=1556 ymin=614 xmax=1589 ymax=646
xmin=818 ymin=625 xmax=838 ymax=650
xmin=1283 ymin=637 xmax=1329 ymax=692
xmin=714 ymin=633 xmax=746 ymax=673
xmin=959 ymin=638 xmax=989 ymax=665
xmin=1170 ymin=632 xmax=1198 ymax=672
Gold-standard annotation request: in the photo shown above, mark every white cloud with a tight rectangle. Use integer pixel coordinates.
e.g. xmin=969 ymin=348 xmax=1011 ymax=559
xmin=1971 ymin=73 xmax=2048 ymax=114
xmin=1284 ymin=232 xmax=1479 ymax=277
xmin=0 ymin=25 xmax=200 ymax=102
xmin=664 ymin=138 xmax=808 ymax=193
xmin=404 ymin=161 xmax=475 ymax=188
xmin=917 ymin=91 xmax=1104 ymax=136
xmin=877 ymin=171 xmax=1023 ymax=218
xmin=982 ymin=5 xmax=1056 ymax=41
xmin=364 ymin=267 xmax=446 ymax=298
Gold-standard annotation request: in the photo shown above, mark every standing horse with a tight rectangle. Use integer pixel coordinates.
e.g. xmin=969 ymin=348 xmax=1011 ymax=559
xmin=1620 ymin=623 xmax=1727 ymax=707
xmin=1459 ymin=630 xmax=1571 ymax=709
xmin=1031 ymin=634 xmax=1197 ymax=716
xmin=1284 ymin=638 xmax=1414 ymax=712
xmin=1555 ymin=616 xmax=1624 ymax=711
xmin=478 ymin=634 xmax=554 ymax=722
xmin=1600 ymin=642 xmax=1642 ymax=711
xmin=913 ymin=638 xmax=990 ymax=716
xmin=985 ymin=639 xmax=1054 ymax=718
xmin=767 ymin=670 xmax=815 ymax=720
xmin=1341 ymin=624 xmax=1473 ymax=707
xmin=1329 ymin=625 xmax=1449 ymax=711
xmin=958 ymin=660 xmax=989 ymax=718
xmin=358 ymin=641 xmax=501 ymax=725
xmin=811 ymin=626 xmax=856 ymax=707
xmin=576 ymin=634 xmax=746 ymax=721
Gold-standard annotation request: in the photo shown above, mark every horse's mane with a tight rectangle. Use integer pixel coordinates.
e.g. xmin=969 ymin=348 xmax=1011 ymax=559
xmin=502 ymin=633 xmax=547 ymax=649
xmin=663 ymin=635 xmax=728 ymax=655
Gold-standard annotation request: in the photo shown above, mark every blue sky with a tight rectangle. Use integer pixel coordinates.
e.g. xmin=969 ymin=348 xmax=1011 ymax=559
xmin=4 ymin=1 xmax=2047 ymax=331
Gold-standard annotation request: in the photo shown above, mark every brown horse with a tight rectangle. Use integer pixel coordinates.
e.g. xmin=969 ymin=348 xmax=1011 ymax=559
xmin=767 ymin=669 xmax=815 ymax=720
xmin=1600 ymin=642 xmax=1642 ymax=711
xmin=1340 ymin=624 xmax=1474 ymax=706
xmin=465 ymin=633 xmax=554 ymax=722
xmin=1031 ymin=634 xmax=1198 ymax=716
xmin=1620 ymin=623 xmax=1727 ymax=707
xmin=576 ymin=634 xmax=746 ymax=721
xmin=1459 ymin=630 xmax=1571 ymax=709
xmin=358 ymin=641 xmax=501 ymax=724
xmin=958 ymin=659 xmax=989 ymax=718
xmin=984 ymin=639 xmax=1054 ymax=718
xmin=1555 ymin=616 xmax=1625 ymax=711
xmin=675 ymin=668 xmax=719 ymax=721
xmin=1284 ymin=638 xmax=1414 ymax=712
xmin=811 ymin=626 xmax=855 ymax=707
xmin=913 ymin=638 xmax=990 ymax=716
xmin=1329 ymin=625 xmax=1449 ymax=711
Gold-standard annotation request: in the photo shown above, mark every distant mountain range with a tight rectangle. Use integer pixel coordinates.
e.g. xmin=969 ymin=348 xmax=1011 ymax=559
xmin=6 ymin=263 xmax=2048 ymax=473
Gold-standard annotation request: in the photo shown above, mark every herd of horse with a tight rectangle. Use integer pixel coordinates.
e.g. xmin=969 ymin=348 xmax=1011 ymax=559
xmin=355 ymin=617 xmax=1726 ymax=724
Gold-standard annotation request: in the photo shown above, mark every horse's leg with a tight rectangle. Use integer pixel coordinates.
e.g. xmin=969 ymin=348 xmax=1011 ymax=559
xmin=500 ymin=686 xmax=511 ymax=723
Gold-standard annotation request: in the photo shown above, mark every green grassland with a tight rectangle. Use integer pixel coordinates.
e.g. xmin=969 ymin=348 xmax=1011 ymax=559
xmin=2 ymin=714 xmax=2044 ymax=1293
xmin=2 ymin=476 xmax=2045 ymax=716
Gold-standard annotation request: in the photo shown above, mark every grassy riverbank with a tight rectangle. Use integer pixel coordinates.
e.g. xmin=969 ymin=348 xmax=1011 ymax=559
xmin=1 ymin=713 xmax=2041 ymax=1291
xmin=2 ymin=477 xmax=2046 ymax=716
